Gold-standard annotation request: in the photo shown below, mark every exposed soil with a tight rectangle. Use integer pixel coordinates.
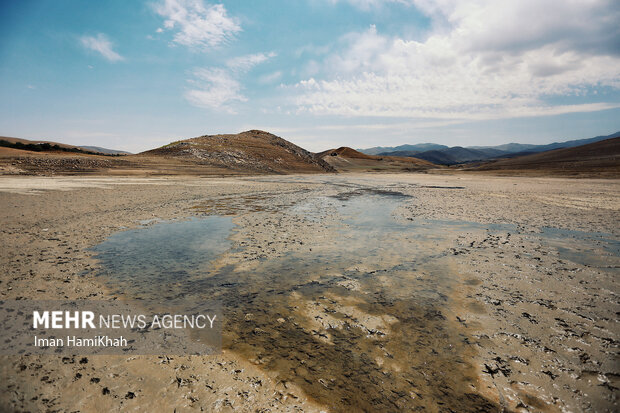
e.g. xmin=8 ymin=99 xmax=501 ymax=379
xmin=0 ymin=173 xmax=617 ymax=412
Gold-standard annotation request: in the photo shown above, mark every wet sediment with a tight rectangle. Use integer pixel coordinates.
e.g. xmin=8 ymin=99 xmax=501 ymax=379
xmin=93 ymin=190 xmax=507 ymax=411
xmin=1 ymin=174 xmax=617 ymax=412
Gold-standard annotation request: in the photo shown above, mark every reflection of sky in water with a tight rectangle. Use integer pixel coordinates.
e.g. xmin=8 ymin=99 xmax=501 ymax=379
xmin=538 ymin=227 xmax=620 ymax=269
xmin=91 ymin=217 xmax=234 ymax=292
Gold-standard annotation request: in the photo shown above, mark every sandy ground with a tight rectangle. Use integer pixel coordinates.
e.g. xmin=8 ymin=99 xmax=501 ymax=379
xmin=0 ymin=173 xmax=618 ymax=412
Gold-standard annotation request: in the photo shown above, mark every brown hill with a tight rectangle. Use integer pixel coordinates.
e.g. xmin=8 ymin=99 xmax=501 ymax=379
xmin=318 ymin=146 xmax=436 ymax=172
xmin=468 ymin=137 xmax=620 ymax=177
xmin=317 ymin=147 xmax=375 ymax=159
xmin=140 ymin=130 xmax=334 ymax=174
xmin=1 ymin=136 xmax=82 ymax=150
xmin=0 ymin=136 xmax=129 ymax=155
xmin=0 ymin=136 xmax=144 ymax=175
xmin=0 ymin=131 xmax=334 ymax=176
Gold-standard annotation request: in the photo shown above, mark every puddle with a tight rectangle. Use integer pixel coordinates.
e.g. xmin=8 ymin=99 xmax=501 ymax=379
xmin=204 ymin=192 xmax=495 ymax=411
xmin=92 ymin=188 xmax=620 ymax=411
xmin=538 ymin=227 xmax=620 ymax=270
xmin=91 ymin=190 xmax=502 ymax=411
xmin=91 ymin=217 xmax=234 ymax=297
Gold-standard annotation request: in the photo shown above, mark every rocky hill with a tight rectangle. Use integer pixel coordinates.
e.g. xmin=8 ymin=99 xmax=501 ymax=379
xmin=141 ymin=130 xmax=334 ymax=174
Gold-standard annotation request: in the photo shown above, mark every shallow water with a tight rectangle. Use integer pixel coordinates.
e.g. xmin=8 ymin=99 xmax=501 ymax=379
xmin=91 ymin=189 xmax=619 ymax=411
xmin=92 ymin=191 xmax=502 ymax=411
xmin=92 ymin=217 xmax=235 ymax=296
xmin=539 ymin=227 xmax=620 ymax=270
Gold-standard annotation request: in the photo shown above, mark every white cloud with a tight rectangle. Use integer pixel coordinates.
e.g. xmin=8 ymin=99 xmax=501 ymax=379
xmin=80 ymin=34 xmax=124 ymax=62
xmin=226 ymin=52 xmax=276 ymax=72
xmin=185 ymin=52 xmax=275 ymax=112
xmin=294 ymin=43 xmax=331 ymax=58
xmin=259 ymin=71 xmax=283 ymax=84
xmin=154 ymin=0 xmax=241 ymax=49
xmin=326 ymin=0 xmax=408 ymax=10
xmin=185 ymin=68 xmax=247 ymax=113
xmin=294 ymin=0 xmax=620 ymax=119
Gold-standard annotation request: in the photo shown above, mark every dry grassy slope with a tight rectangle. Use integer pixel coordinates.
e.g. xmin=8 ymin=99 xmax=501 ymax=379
xmin=141 ymin=130 xmax=334 ymax=173
xmin=0 ymin=136 xmax=129 ymax=155
xmin=471 ymin=137 xmax=620 ymax=176
xmin=0 ymin=136 xmax=131 ymax=175
xmin=318 ymin=146 xmax=436 ymax=172
xmin=0 ymin=136 xmax=81 ymax=150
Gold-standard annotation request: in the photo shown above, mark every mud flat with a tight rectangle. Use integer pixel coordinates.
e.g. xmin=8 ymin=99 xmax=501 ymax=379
xmin=0 ymin=173 xmax=618 ymax=412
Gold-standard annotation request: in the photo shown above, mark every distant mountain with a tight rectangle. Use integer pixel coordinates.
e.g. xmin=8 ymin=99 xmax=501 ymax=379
xmin=471 ymin=137 xmax=620 ymax=177
xmin=365 ymin=131 xmax=620 ymax=165
xmin=79 ymin=146 xmax=132 ymax=155
xmin=469 ymin=143 xmax=538 ymax=152
xmin=359 ymin=143 xmax=448 ymax=155
xmin=471 ymin=131 xmax=620 ymax=154
xmin=411 ymin=147 xmax=505 ymax=165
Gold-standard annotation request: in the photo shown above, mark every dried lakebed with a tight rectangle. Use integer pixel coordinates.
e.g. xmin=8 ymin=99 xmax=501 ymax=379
xmin=93 ymin=179 xmax=618 ymax=412
xmin=0 ymin=173 xmax=618 ymax=412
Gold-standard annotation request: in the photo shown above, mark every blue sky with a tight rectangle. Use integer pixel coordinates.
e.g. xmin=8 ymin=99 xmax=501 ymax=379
xmin=1 ymin=0 xmax=619 ymax=153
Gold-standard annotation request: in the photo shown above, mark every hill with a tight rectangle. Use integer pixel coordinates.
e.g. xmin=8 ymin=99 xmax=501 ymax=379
xmin=317 ymin=147 xmax=375 ymax=159
xmin=79 ymin=146 xmax=132 ymax=155
xmin=140 ymin=130 xmax=334 ymax=174
xmin=1 ymin=136 xmax=98 ymax=154
xmin=0 ymin=136 xmax=134 ymax=175
xmin=0 ymin=130 xmax=334 ymax=176
xmin=318 ymin=147 xmax=435 ymax=172
xmin=469 ymin=137 xmax=620 ymax=177
xmin=0 ymin=137 xmax=129 ymax=155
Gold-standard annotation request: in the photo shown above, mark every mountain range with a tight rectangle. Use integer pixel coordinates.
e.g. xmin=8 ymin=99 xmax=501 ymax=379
xmin=358 ymin=131 xmax=620 ymax=165
xmin=470 ymin=136 xmax=620 ymax=177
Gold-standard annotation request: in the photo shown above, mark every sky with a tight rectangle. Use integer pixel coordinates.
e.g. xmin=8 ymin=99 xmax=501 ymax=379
xmin=1 ymin=0 xmax=619 ymax=153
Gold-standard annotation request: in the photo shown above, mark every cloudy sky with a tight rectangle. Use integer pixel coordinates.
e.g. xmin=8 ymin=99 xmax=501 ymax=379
xmin=1 ymin=0 xmax=619 ymax=152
